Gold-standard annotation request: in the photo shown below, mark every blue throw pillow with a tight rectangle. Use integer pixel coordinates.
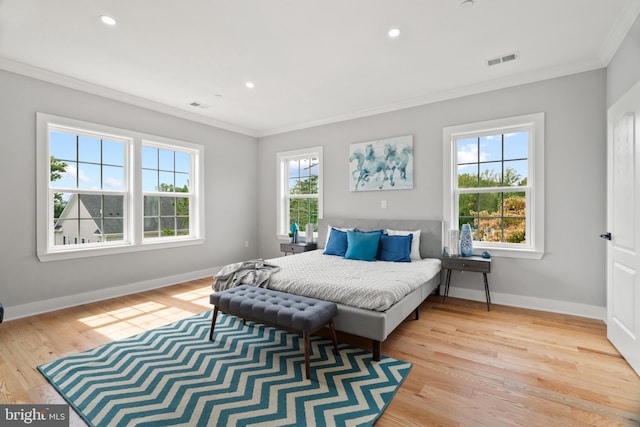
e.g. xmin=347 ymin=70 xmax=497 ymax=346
xmin=378 ymin=233 xmax=412 ymax=262
xmin=323 ymin=228 xmax=348 ymax=256
xmin=344 ymin=230 xmax=381 ymax=261
xmin=354 ymin=229 xmax=384 ymax=235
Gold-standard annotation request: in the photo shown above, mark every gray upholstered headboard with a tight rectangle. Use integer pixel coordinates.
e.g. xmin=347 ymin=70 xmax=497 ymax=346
xmin=317 ymin=218 xmax=443 ymax=259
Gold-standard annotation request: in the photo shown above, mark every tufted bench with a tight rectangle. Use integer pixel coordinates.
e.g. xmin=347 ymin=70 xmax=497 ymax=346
xmin=209 ymin=285 xmax=339 ymax=379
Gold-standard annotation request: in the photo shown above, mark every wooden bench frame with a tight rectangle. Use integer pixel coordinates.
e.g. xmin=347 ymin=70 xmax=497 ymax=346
xmin=209 ymin=305 xmax=339 ymax=380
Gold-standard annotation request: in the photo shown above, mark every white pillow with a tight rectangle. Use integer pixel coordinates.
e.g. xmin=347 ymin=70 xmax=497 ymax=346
xmin=387 ymin=229 xmax=421 ymax=260
xmin=325 ymin=226 xmax=353 ymax=247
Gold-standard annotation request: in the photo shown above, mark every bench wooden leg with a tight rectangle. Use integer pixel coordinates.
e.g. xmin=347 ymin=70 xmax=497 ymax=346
xmin=303 ymin=331 xmax=311 ymax=380
xmin=209 ymin=306 xmax=219 ymax=341
xmin=329 ymin=320 xmax=339 ymax=354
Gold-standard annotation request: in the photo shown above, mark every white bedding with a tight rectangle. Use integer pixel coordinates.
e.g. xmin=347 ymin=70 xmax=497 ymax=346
xmin=266 ymin=250 xmax=441 ymax=311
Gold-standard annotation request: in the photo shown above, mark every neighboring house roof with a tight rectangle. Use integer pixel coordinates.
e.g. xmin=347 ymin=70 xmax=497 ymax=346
xmin=55 ymin=194 xmax=124 ymax=235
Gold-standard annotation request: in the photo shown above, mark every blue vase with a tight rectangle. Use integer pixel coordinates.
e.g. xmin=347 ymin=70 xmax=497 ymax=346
xmin=290 ymin=222 xmax=298 ymax=243
xmin=460 ymin=224 xmax=473 ymax=257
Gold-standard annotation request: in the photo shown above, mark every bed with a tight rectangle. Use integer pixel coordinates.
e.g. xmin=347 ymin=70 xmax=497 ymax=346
xmin=266 ymin=218 xmax=443 ymax=360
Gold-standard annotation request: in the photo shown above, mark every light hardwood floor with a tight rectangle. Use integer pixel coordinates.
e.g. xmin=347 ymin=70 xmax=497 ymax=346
xmin=0 ymin=279 xmax=638 ymax=426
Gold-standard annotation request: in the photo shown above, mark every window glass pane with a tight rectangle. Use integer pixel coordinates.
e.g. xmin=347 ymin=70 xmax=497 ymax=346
xmin=175 ymin=197 xmax=189 ymax=217
xmin=308 ymin=158 xmax=319 ymax=176
xmin=53 ymin=219 xmax=78 ymax=246
xmin=51 ymin=132 xmax=76 ymax=161
xmin=457 ymin=164 xmax=477 ymax=189
xmin=289 ymin=178 xmax=300 ymax=195
xmin=288 ymin=160 xmax=299 ymax=179
xmin=78 ymin=136 xmax=101 ymax=163
xmin=103 ymin=195 xmax=124 ymax=218
xmin=479 ymin=163 xmax=502 ymax=187
xmin=175 ymin=172 xmax=189 ymax=191
xmin=142 ymin=169 xmax=158 ymax=192
xmin=299 ymin=159 xmax=311 ymax=177
xmin=504 ymin=160 xmax=527 ymax=186
xmin=144 ymin=218 xmax=159 ymax=237
xmin=504 ymin=132 xmax=528 ymax=160
xmin=479 ymin=192 xmax=501 ymax=215
xmin=177 ymin=217 xmax=189 ymax=235
xmin=144 ymin=196 xmax=159 ymax=216
xmin=159 ymin=171 xmax=174 ymax=191
xmin=503 ymin=192 xmax=526 ymax=216
xmin=457 ymin=138 xmax=478 ymax=164
xmin=78 ymin=218 xmax=98 ymax=243
xmin=475 ymin=218 xmax=503 ymax=242
xmin=103 ymin=140 xmax=124 ymax=166
xmin=50 ymin=160 xmax=77 ymax=188
xmin=307 ymin=177 xmax=319 ymax=194
xmin=78 ymin=163 xmax=100 ymax=189
xmin=479 ymin=135 xmax=501 ymax=163
xmin=53 ymin=192 xmax=71 ymax=219
xmin=103 ymin=165 xmax=124 ymax=190
xmin=103 ymin=219 xmax=124 ymax=240
xmin=458 ymin=193 xmax=477 ymax=220
xmin=161 ymin=217 xmax=176 ymax=236
xmin=504 ymin=217 xmax=526 ymax=243
xmin=159 ymin=149 xmax=174 ymax=171
xmin=160 ymin=197 xmax=176 ymax=216
xmin=175 ymin=151 xmax=190 ymax=173
xmin=142 ymin=146 xmax=158 ymax=169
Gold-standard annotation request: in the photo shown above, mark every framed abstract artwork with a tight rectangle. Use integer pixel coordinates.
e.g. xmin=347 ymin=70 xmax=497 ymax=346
xmin=349 ymin=135 xmax=413 ymax=191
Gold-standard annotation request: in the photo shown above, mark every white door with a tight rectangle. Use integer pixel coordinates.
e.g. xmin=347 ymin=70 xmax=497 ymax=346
xmin=607 ymin=80 xmax=640 ymax=376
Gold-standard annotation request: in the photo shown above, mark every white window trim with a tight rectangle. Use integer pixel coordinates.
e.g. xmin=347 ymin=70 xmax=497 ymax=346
xmin=443 ymin=113 xmax=544 ymax=259
xmin=276 ymin=146 xmax=323 ymax=240
xmin=37 ymin=113 xmax=205 ymax=262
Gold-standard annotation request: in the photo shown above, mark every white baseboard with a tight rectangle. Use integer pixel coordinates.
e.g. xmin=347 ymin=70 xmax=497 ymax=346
xmin=5 ymin=266 xmax=222 ymax=322
xmin=5 ymin=273 xmax=606 ymax=323
xmin=445 ymin=286 xmax=606 ymax=321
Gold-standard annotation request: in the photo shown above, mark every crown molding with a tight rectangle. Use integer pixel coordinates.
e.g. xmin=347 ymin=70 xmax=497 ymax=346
xmin=257 ymin=59 xmax=605 ymax=137
xmin=598 ymin=0 xmax=640 ymax=66
xmin=0 ymin=57 xmax=258 ymax=138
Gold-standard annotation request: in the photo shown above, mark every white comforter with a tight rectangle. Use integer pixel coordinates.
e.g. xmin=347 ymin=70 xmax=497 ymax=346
xmin=267 ymin=250 xmax=441 ymax=311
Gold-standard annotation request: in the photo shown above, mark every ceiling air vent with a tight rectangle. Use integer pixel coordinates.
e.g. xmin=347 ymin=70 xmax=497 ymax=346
xmin=189 ymin=101 xmax=211 ymax=109
xmin=486 ymin=52 xmax=519 ymax=67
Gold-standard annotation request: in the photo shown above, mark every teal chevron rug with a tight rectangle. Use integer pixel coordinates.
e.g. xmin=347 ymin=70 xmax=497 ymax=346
xmin=38 ymin=311 xmax=411 ymax=427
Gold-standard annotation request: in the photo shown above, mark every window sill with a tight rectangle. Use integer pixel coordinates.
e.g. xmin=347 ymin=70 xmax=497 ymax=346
xmin=37 ymin=238 xmax=204 ymax=262
xmin=469 ymin=244 xmax=543 ymax=260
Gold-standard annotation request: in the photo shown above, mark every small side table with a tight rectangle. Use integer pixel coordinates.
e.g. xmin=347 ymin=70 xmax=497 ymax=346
xmin=280 ymin=242 xmax=317 ymax=256
xmin=441 ymin=255 xmax=492 ymax=311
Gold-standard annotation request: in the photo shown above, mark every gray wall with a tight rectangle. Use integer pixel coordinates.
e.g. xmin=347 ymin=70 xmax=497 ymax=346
xmin=7 ymin=10 xmax=637 ymax=319
xmin=0 ymin=70 xmax=259 ymax=318
xmin=258 ymin=70 xmax=607 ymax=313
xmin=607 ymin=14 xmax=640 ymax=108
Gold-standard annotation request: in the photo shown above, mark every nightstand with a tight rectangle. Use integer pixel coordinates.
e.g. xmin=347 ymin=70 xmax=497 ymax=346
xmin=280 ymin=242 xmax=317 ymax=255
xmin=441 ymin=255 xmax=492 ymax=311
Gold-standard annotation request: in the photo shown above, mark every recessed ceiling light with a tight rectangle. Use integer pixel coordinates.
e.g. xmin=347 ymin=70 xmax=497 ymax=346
xmin=388 ymin=28 xmax=401 ymax=38
xmin=460 ymin=0 xmax=475 ymax=7
xmin=245 ymin=82 xmax=255 ymax=89
xmin=100 ymin=15 xmax=117 ymax=26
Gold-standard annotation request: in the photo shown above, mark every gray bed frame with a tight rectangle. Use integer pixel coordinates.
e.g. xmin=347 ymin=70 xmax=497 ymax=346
xmin=316 ymin=218 xmax=443 ymax=360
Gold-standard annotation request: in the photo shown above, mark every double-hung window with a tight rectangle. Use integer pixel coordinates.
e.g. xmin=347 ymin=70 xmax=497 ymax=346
xmin=142 ymin=144 xmax=193 ymax=239
xmin=37 ymin=113 xmax=204 ymax=261
xmin=443 ymin=113 xmax=544 ymax=259
xmin=276 ymin=147 xmax=323 ymax=240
